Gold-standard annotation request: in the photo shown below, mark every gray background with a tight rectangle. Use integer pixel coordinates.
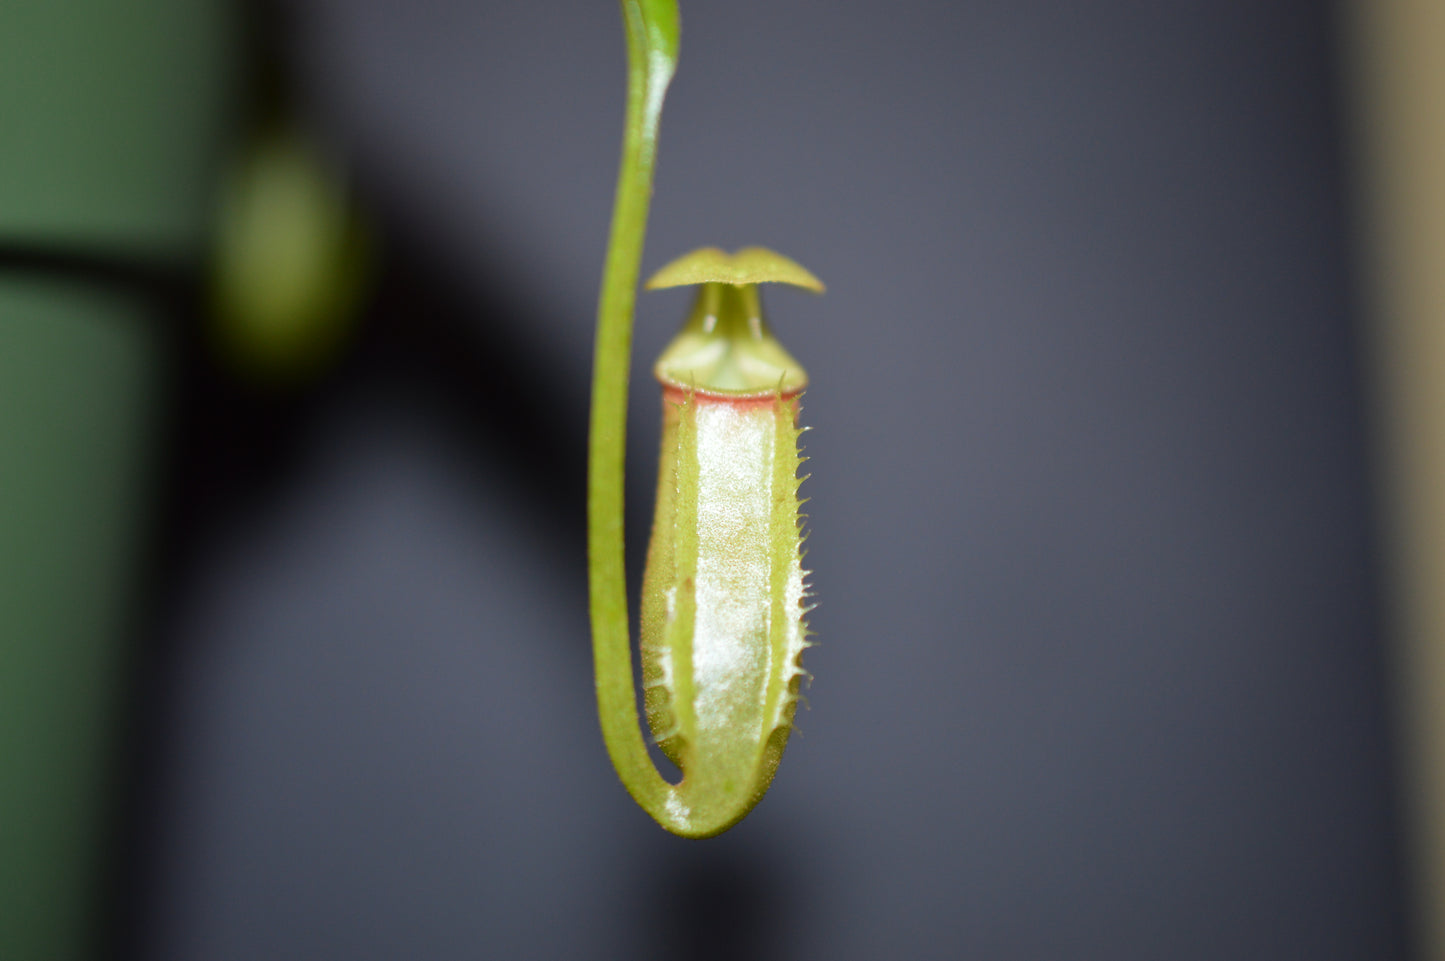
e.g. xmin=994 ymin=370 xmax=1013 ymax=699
xmin=127 ymin=1 xmax=1409 ymax=958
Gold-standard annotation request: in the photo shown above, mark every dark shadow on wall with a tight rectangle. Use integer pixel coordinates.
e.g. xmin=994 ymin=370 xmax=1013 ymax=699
xmin=104 ymin=196 xmax=609 ymax=959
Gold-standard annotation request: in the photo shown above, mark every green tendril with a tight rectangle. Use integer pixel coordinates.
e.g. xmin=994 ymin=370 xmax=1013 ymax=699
xmin=588 ymin=2 xmax=817 ymax=839
xmin=587 ymin=0 xmax=684 ymax=833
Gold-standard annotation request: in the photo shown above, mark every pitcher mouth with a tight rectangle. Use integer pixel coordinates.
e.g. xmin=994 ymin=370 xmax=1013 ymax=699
xmin=651 ymin=280 xmax=809 ymax=396
xmin=658 ymin=382 xmax=805 ymax=404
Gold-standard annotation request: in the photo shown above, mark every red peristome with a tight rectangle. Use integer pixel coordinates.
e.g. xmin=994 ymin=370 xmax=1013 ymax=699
xmin=660 ymin=383 xmax=804 ymax=408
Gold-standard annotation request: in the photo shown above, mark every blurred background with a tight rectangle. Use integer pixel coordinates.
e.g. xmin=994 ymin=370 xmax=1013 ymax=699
xmin=4 ymin=0 xmax=1444 ymax=958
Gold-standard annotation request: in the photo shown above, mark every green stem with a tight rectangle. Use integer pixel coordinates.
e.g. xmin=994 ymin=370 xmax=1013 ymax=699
xmin=587 ymin=0 xmax=679 ymax=825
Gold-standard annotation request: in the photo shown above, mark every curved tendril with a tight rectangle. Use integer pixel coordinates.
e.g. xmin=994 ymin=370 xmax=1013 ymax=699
xmin=587 ymin=0 xmax=691 ymax=833
xmin=590 ymin=2 xmax=813 ymax=840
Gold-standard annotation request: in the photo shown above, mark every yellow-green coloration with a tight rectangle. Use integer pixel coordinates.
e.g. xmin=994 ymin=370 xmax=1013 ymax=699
xmin=645 ymin=245 xmax=825 ymax=294
xmin=635 ymin=250 xmax=818 ymax=832
xmin=646 ymin=248 xmax=821 ymax=396
xmin=211 ymin=128 xmax=370 ymax=381
xmin=588 ymin=0 xmax=820 ymax=838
